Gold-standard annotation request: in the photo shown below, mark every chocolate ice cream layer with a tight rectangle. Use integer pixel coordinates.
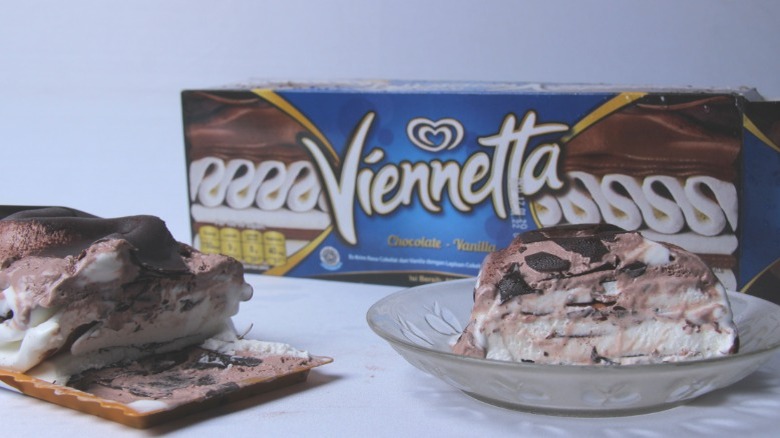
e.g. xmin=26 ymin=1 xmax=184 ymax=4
xmin=0 ymin=207 xmax=253 ymax=376
xmin=452 ymin=224 xmax=739 ymax=365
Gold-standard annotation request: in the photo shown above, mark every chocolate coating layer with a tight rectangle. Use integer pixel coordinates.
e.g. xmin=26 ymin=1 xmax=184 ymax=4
xmin=565 ymin=95 xmax=741 ymax=181
xmin=0 ymin=207 xmax=187 ymax=272
xmin=497 ymin=263 xmax=538 ymax=302
xmin=525 ymin=252 xmax=571 ymax=273
xmin=182 ymin=91 xmax=311 ymax=164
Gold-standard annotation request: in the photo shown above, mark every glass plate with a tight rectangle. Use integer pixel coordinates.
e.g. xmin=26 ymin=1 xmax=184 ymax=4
xmin=366 ymin=278 xmax=780 ymax=416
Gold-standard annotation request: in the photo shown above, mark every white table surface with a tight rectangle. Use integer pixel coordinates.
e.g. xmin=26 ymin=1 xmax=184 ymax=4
xmin=0 ymin=273 xmax=779 ymax=437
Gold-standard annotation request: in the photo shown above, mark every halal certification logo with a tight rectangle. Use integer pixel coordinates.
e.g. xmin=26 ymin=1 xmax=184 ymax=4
xmin=319 ymin=246 xmax=342 ymax=271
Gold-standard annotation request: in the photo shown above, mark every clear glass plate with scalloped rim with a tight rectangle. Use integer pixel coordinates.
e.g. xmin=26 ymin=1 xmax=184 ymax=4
xmin=366 ymin=278 xmax=780 ymax=417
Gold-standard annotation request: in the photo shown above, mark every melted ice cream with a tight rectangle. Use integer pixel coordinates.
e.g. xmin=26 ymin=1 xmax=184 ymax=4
xmin=0 ymin=207 xmax=252 ymax=375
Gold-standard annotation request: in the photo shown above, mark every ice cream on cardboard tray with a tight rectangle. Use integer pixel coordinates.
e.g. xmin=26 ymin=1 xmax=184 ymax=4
xmin=0 ymin=206 xmax=329 ymax=427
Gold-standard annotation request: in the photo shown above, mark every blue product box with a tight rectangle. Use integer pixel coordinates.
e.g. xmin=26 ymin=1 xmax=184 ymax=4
xmin=182 ymin=82 xmax=779 ymax=302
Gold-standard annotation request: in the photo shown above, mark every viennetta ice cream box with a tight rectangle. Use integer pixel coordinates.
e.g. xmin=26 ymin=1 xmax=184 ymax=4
xmin=181 ymin=82 xmax=780 ymax=301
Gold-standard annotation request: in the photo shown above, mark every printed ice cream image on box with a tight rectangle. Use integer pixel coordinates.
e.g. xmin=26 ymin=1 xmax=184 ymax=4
xmin=184 ymin=91 xmax=333 ymax=273
xmin=181 ymin=82 xmax=779 ymax=301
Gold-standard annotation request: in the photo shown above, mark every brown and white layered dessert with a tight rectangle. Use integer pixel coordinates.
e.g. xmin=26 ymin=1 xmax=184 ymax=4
xmin=0 ymin=206 xmax=327 ymax=422
xmin=452 ymin=224 xmax=739 ymax=365
xmin=183 ymin=91 xmax=333 ymax=269
xmin=0 ymin=207 xmax=253 ymax=377
xmin=533 ymin=96 xmax=741 ymax=289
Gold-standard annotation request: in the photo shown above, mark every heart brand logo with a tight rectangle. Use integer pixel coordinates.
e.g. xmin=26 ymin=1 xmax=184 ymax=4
xmin=406 ymin=117 xmax=464 ymax=152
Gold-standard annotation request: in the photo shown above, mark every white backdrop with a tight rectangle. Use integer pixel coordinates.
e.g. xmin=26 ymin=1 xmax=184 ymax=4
xmin=2 ymin=0 xmax=779 ymax=241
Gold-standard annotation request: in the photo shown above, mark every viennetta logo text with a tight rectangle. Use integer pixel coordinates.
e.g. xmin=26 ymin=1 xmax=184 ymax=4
xmin=299 ymin=111 xmax=569 ymax=245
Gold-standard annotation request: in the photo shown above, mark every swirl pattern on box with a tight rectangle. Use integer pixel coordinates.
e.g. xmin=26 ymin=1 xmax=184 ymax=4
xmin=183 ymin=91 xmax=333 ymax=270
xmin=533 ymin=96 xmax=741 ymax=288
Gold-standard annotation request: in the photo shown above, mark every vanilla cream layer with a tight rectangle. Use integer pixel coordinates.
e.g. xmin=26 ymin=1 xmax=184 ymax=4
xmin=476 ymin=284 xmax=735 ymax=364
xmin=534 ymin=172 xmax=737 ymax=237
xmin=189 ymin=157 xmax=328 ymax=213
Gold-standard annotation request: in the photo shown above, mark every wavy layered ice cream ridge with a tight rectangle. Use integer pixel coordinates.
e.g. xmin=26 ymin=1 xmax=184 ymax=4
xmin=0 ymin=207 xmax=253 ymax=381
xmin=532 ymin=96 xmax=741 ymax=289
xmin=452 ymin=224 xmax=739 ymax=365
xmin=183 ymin=91 xmax=333 ymax=269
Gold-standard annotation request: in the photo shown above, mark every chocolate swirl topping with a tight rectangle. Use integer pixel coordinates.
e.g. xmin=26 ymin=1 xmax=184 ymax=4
xmin=0 ymin=207 xmax=188 ymax=273
xmin=182 ymin=91 xmax=311 ymax=164
xmin=565 ymin=95 xmax=741 ymax=181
